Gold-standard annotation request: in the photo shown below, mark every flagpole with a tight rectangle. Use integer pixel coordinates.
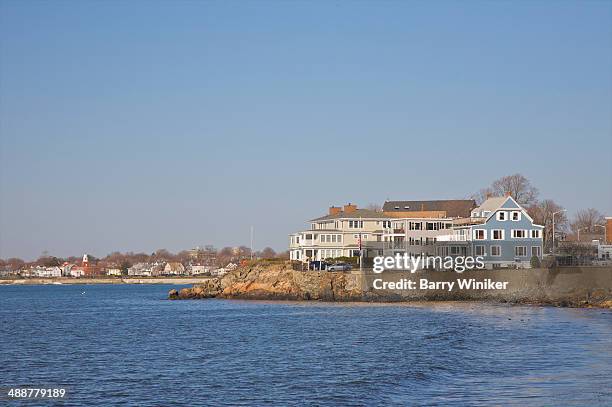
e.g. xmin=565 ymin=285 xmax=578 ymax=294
xmin=359 ymin=216 xmax=363 ymax=273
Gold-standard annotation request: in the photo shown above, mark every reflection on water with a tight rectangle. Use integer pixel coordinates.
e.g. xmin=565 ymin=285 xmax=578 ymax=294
xmin=1 ymin=285 xmax=611 ymax=406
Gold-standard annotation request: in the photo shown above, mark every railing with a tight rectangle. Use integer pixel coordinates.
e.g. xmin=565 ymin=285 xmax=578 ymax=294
xmin=436 ymin=234 xmax=471 ymax=242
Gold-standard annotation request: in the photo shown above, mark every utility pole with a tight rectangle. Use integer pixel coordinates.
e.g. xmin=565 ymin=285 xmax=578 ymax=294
xmin=359 ymin=216 xmax=363 ymax=273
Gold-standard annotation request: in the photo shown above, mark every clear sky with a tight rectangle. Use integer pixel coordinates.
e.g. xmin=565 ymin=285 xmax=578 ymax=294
xmin=1 ymin=0 xmax=611 ymax=260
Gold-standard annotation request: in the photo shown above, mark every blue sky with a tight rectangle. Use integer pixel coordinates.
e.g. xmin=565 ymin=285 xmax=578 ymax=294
xmin=1 ymin=1 xmax=610 ymax=260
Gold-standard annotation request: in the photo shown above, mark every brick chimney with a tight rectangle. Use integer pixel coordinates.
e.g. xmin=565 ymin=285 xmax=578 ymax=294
xmin=343 ymin=203 xmax=357 ymax=213
xmin=606 ymin=217 xmax=612 ymax=244
xmin=505 ymin=191 xmax=512 ymax=197
xmin=329 ymin=206 xmax=341 ymax=216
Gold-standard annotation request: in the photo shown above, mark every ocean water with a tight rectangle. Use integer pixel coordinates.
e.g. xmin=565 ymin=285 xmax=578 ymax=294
xmin=1 ymin=284 xmax=611 ymax=406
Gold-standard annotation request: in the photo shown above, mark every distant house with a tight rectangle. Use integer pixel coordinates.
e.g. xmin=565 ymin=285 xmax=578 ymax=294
xmin=31 ymin=266 xmax=62 ymax=278
xmin=189 ymin=265 xmax=210 ymax=275
xmin=128 ymin=263 xmax=152 ymax=277
xmin=150 ymin=263 xmax=166 ymax=277
xmin=164 ymin=262 xmax=185 ymax=275
xmin=106 ymin=268 xmax=122 ymax=276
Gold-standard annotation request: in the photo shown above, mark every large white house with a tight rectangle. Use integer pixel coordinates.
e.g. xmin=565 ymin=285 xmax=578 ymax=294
xmin=289 ymin=200 xmax=475 ymax=263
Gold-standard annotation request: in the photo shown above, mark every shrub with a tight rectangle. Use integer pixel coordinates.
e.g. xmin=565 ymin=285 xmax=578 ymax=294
xmin=530 ymin=255 xmax=541 ymax=269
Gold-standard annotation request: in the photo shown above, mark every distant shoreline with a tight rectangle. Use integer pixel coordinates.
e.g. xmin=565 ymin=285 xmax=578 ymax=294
xmin=0 ymin=277 xmax=214 ymax=285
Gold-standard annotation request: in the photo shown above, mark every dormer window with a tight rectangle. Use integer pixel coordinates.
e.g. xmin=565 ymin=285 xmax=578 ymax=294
xmin=394 ymin=206 xmax=400 ymax=210
xmin=496 ymin=211 xmax=507 ymax=221
xmin=404 ymin=206 xmax=410 ymax=209
xmin=482 ymin=211 xmax=491 ymax=217
xmin=511 ymin=211 xmax=521 ymax=221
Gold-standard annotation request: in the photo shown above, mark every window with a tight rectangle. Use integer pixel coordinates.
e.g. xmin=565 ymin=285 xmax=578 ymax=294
xmin=348 ymin=220 xmax=363 ymax=229
xmin=475 ymin=245 xmax=485 ymax=256
xmin=305 ymin=234 xmax=313 ymax=240
xmin=362 ymin=234 xmax=368 ymax=239
xmin=531 ymin=246 xmax=541 ymax=257
xmin=515 ymin=246 xmax=527 ymax=257
xmin=382 ymin=220 xmax=391 ymax=228
xmin=337 ymin=235 xmax=342 ymax=243
xmin=320 ymin=235 xmax=326 ymax=243
xmin=530 ymin=230 xmax=541 ymax=238
xmin=496 ymin=211 xmax=507 ymax=221
xmin=492 ymin=230 xmax=504 ymax=240
xmin=511 ymin=211 xmax=521 ymax=221
xmin=450 ymin=246 xmax=460 ymax=255
xmin=491 ymin=246 xmax=501 ymax=256
xmin=482 ymin=211 xmax=491 ymax=217
xmin=474 ymin=230 xmax=486 ymax=240
xmin=512 ymin=230 xmax=526 ymax=238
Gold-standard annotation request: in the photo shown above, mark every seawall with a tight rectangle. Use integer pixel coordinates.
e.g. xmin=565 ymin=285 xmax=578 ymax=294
xmin=170 ymin=263 xmax=612 ymax=308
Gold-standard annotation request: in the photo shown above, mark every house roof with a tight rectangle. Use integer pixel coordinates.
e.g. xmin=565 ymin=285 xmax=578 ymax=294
xmin=473 ymin=197 xmax=507 ymax=213
xmin=311 ymin=209 xmax=388 ymax=221
xmin=165 ymin=262 xmax=185 ymax=270
xmin=382 ymin=200 xmax=476 ymax=218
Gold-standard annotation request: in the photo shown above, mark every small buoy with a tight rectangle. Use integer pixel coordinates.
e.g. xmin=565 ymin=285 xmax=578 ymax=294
xmin=81 ymin=291 xmax=85 ymax=295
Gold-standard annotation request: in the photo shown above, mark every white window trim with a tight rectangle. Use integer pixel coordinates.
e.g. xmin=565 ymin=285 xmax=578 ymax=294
xmin=475 ymin=245 xmax=486 ymax=256
xmin=531 ymin=246 xmax=541 ymax=257
xmin=512 ymin=229 xmax=528 ymax=239
xmin=491 ymin=245 xmax=502 ymax=257
xmin=492 ymin=229 xmax=505 ymax=240
xmin=496 ymin=211 xmax=507 ymax=221
xmin=474 ymin=229 xmax=487 ymax=240
xmin=530 ymin=229 xmax=541 ymax=239
xmin=515 ymin=246 xmax=528 ymax=257
xmin=511 ymin=211 xmax=522 ymax=221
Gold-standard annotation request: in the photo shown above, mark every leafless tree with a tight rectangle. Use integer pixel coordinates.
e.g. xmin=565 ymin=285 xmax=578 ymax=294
xmin=472 ymin=174 xmax=539 ymax=206
xmin=260 ymin=247 xmax=276 ymax=259
xmin=276 ymin=250 xmax=290 ymax=260
xmin=4 ymin=258 xmax=25 ymax=271
xmin=571 ymin=208 xmax=605 ymax=234
xmin=469 ymin=188 xmax=494 ymax=205
xmin=527 ymin=199 xmax=568 ymax=252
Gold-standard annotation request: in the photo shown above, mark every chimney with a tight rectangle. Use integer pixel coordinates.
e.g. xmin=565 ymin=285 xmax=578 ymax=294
xmin=606 ymin=217 xmax=612 ymax=244
xmin=343 ymin=203 xmax=357 ymax=213
xmin=505 ymin=191 xmax=512 ymax=197
xmin=329 ymin=206 xmax=341 ymax=216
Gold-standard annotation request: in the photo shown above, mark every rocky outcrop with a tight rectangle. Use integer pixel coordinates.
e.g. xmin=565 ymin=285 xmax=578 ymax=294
xmin=169 ymin=262 xmax=612 ymax=308
xmin=171 ymin=262 xmax=366 ymax=301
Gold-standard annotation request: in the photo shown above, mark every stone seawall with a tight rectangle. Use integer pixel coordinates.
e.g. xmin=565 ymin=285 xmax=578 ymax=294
xmin=169 ymin=263 xmax=612 ymax=308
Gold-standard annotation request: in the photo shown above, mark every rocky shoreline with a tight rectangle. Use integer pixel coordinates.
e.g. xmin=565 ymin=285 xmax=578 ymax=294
xmin=168 ymin=261 xmax=612 ymax=308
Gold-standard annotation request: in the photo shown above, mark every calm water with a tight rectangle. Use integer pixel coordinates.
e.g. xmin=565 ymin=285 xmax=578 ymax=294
xmin=1 ymin=285 xmax=611 ymax=406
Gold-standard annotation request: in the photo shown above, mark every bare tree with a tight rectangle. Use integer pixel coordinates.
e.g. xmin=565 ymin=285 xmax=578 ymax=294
xmin=472 ymin=174 xmax=539 ymax=206
xmin=260 ymin=247 xmax=276 ymax=259
xmin=469 ymin=188 xmax=494 ymax=205
xmin=276 ymin=250 xmax=290 ymax=260
xmin=490 ymin=174 xmax=539 ymax=205
xmin=5 ymin=258 xmax=25 ymax=271
xmin=571 ymin=208 xmax=605 ymax=234
xmin=527 ymin=199 xmax=568 ymax=252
